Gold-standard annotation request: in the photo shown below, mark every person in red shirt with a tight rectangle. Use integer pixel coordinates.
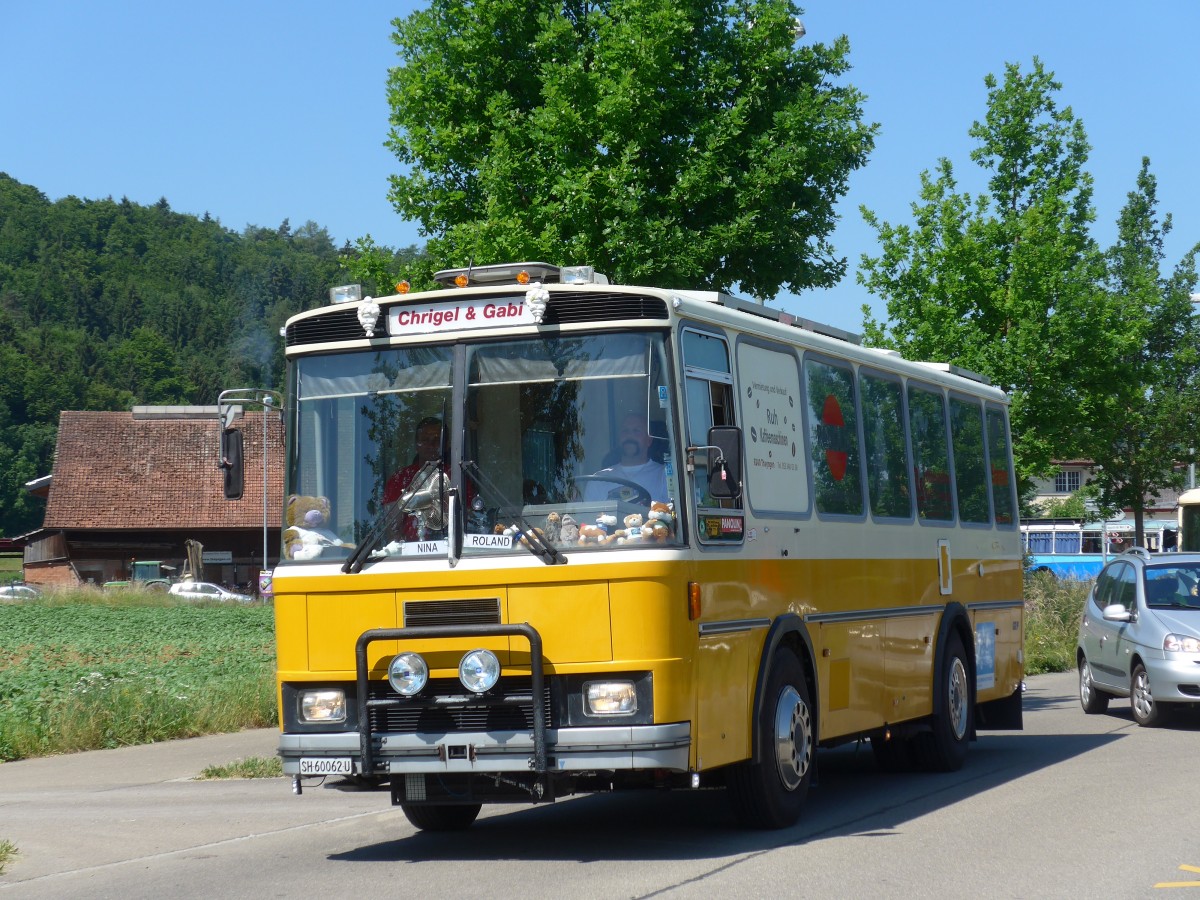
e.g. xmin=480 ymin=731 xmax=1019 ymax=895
xmin=383 ymin=417 xmax=446 ymax=541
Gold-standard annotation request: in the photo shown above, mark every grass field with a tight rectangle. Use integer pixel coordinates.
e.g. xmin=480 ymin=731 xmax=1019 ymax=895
xmin=0 ymin=590 xmax=276 ymax=761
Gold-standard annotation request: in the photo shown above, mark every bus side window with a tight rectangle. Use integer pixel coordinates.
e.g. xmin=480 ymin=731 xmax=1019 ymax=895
xmin=682 ymin=328 xmax=739 ymax=511
xmin=908 ymin=385 xmax=953 ymax=522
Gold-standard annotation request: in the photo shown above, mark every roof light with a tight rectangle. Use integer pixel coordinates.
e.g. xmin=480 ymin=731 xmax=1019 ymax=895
xmin=395 ymin=281 xmax=410 ymax=295
xmin=434 ymin=262 xmax=562 ymax=287
xmin=561 ymin=265 xmax=597 ymax=284
xmin=329 ymin=284 xmax=362 ymax=304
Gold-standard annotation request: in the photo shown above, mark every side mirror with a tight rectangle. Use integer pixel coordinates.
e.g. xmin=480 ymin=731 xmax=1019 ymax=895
xmin=1101 ymin=603 xmax=1132 ymax=623
xmin=220 ymin=428 xmax=244 ymax=500
xmin=707 ymin=425 xmax=743 ymax=500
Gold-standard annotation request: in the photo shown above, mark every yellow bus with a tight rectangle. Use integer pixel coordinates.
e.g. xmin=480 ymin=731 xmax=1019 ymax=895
xmin=272 ymin=262 xmax=1024 ymax=830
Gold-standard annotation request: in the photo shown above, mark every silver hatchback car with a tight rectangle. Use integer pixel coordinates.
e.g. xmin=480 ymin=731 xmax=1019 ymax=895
xmin=1077 ymin=548 xmax=1200 ymax=726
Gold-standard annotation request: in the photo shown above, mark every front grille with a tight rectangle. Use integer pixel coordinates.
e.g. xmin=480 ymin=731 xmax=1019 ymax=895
xmin=403 ymin=598 xmax=501 ymax=627
xmin=367 ymin=676 xmax=553 ymax=733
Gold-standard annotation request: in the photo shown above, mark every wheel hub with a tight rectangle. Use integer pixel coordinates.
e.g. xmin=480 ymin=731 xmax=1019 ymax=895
xmin=773 ymin=685 xmax=813 ymax=791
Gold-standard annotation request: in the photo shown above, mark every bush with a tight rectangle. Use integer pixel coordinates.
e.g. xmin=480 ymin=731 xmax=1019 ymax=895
xmin=1024 ymin=571 xmax=1090 ymax=675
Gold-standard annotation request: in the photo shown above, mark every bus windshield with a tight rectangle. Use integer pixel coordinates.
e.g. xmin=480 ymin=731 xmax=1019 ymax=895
xmin=284 ymin=332 xmax=683 ymax=564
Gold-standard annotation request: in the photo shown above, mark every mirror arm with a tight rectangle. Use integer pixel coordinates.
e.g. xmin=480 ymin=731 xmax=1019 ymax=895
xmin=684 ymin=444 xmax=725 ymax=475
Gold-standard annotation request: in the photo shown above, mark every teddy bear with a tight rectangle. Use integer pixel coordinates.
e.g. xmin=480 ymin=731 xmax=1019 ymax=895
xmin=558 ymin=514 xmax=579 ymax=544
xmin=643 ymin=518 xmax=671 ymax=542
xmin=283 ymin=496 xmax=348 ymax=559
xmin=577 ymin=523 xmax=606 ymax=544
xmin=647 ymin=501 xmax=675 ymax=540
xmin=544 ymin=511 xmax=562 ymax=544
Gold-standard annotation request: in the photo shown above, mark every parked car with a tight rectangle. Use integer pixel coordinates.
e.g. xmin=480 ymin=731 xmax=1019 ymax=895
xmin=167 ymin=581 xmax=253 ymax=603
xmin=1077 ymin=548 xmax=1200 ymax=726
xmin=0 ymin=583 xmax=42 ymax=600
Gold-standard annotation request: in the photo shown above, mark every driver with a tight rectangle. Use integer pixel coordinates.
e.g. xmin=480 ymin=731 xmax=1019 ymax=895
xmin=383 ymin=416 xmax=446 ymax=541
xmin=584 ymin=414 xmax=669 ymax=503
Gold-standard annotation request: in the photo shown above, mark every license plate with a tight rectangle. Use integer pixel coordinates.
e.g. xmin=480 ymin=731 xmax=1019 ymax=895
xmin=299 ymin=757 xmax=352 ymax=776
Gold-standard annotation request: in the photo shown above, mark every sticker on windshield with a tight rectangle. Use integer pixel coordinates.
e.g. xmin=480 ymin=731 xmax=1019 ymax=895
xmin=465 ymin=533 xmax=515 ymax=550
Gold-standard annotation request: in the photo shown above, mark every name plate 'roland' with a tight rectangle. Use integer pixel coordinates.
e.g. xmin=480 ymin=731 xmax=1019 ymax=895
xmin=465 ymin=533 xmax=515 ymax=550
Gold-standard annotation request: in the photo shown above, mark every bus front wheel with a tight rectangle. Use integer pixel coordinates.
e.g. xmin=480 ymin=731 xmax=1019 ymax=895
xmin=728 ymin=649 xmax=813 ymax=829
xmin=401 ymin=803 xmax=482 ymax=832
xmin=913 ymin=631 xmax=972 ymax=772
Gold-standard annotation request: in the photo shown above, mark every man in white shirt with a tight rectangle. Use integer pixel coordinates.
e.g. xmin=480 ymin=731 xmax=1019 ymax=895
xmin=584 ymin=414 xmax=669 ymax=503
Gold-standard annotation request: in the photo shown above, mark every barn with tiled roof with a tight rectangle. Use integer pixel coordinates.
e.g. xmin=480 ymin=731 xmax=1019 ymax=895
xmin=24 ymin=407 xmax=283 ymax=589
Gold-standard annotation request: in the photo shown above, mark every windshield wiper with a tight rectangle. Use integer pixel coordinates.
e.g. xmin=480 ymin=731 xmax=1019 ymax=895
xmin=462 ymin=460 xmax=566 ymax=566
xmin=342 ymin=459 xmax=441 ymax=574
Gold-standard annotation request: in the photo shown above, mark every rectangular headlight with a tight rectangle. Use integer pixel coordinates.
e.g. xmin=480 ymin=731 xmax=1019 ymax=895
xmin=584 ymin=681 xmax=637 ymax=716
xmin=300 ymin=689 xmax=347 ymax=723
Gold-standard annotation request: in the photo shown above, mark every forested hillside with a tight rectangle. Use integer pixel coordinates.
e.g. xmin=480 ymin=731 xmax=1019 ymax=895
xmin=0 ymin=173 xmax=378 ymax=536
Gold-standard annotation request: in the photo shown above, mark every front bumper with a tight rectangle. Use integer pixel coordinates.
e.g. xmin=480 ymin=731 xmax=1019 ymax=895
xmin=1143 ymin=652 xmax=1200 ymax=702
xmin=279 ymin=722 xmax=691 ymax=776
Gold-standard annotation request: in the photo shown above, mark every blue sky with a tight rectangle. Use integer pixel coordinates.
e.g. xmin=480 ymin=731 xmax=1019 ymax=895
xmin=2 ymin=2 xmax=1196 ymax=334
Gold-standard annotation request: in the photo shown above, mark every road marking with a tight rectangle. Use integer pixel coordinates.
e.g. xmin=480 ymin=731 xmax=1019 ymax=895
xmin=1155 ymin=864 xmax=1200 ymax=888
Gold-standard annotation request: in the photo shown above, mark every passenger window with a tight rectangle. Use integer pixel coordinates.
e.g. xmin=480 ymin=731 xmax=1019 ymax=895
xmin=908 ymin=385 xmax=952 ymax=521
xmin=1115 ymin=564 xmax=1137 ymax=612
xmin=985 ymin=406 xmax=1017 ymax=525
xmin=860 ymin=370 xmax=912 ymax=519
xmin=806 ymin=358 xmax=863 ymax=516
xmin=1092 ymin=569 xmax=1113 ymax=611
xmin=950 ymin=396 xmax=989 ymax=524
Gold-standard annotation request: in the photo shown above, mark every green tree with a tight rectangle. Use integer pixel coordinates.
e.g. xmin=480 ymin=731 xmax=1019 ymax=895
xmin=384 ymin=0 xmax=875 ymax=298
xmin=1081 ymin=159 xmax=1200 ymax=547
xmin=859 ymin=59 xmax=1105 ymax=485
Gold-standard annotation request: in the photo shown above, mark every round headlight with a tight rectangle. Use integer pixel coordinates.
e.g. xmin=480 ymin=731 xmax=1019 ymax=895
xmin=388 ymin=652 xmax=428 ymax=696
xmin=459 ymin=649 xmax=501 ymax=693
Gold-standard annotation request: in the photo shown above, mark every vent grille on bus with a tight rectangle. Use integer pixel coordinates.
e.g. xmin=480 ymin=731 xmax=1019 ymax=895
xmin=284 ymin=291 xmax=669 ymax=346
xmin=402 ymin=598 xmax=501 ymax=628
xmin=541 ymin=292 xmax=668 ymax=325
xmin=285 ymin=307 xmax=364 ymax=346
xmin=367 ymin=676 xmax=553 ymax=733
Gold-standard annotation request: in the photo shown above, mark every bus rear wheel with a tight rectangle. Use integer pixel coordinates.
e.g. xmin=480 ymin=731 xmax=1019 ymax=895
xmin=401 ymin=803 xmax=482 ymax=831
xmin=728 ymin=649 xmax=813 ymax=829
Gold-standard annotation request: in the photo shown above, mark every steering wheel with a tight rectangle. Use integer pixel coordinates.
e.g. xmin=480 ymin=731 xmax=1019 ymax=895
xmin=574 ymin=474 xmax=652 ymax=507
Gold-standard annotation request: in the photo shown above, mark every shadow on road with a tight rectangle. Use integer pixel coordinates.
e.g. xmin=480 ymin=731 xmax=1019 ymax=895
xmin=328 ymin=727 xmax=1120 ymax=865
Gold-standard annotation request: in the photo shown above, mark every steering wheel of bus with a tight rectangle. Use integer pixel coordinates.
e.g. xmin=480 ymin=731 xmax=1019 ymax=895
xmin=574 ymin=475 xmax=653 ymax=507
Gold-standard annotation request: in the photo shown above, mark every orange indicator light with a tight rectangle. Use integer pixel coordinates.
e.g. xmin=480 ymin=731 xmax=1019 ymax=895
xmin=687 ymin=582 xmax=701 ymax=621
xmin=395 ymin=281 xmax=410 ymax=294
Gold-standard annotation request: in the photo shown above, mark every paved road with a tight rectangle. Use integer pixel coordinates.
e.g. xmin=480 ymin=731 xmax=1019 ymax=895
xmin=2 ymin=672 xmax=1199 ymax=898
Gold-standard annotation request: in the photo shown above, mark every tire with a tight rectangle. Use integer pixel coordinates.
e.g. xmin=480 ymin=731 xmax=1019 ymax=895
xmin=1078 ymin=657 xmax=1110 ymax=714
xmin=400 ymin=803 xmax=482 ymax=831
xmin=913 ymin=631 xmax=972 ymax=772
xmin=728 ymin=649 xmax=814 ymax=829
xmin=1130 ymin=663 xmax=1165 ymax=727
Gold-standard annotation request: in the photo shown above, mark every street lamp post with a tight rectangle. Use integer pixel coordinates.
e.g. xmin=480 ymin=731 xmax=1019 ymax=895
xmin=217 ymin=388 xmax=284 ymax=575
